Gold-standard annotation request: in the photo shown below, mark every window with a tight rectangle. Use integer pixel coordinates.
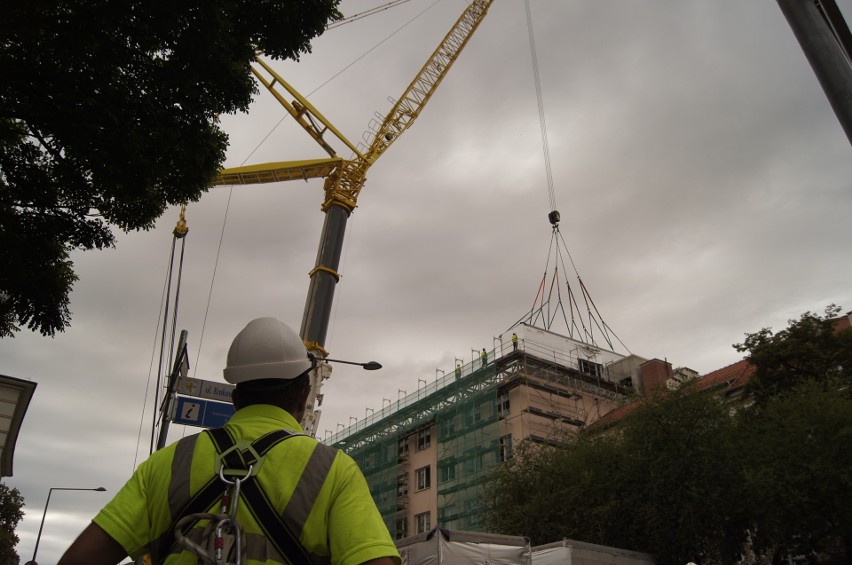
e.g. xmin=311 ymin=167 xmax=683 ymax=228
xmin=464 ymin=497 xmax=483 ymax=514
xmin=415 ymin=511 xmax=431 ymax=534
xmin=398 ymin=437 xmax=409 ymax=459
xmin=375 ymin=489 xmax=389 ymax=510
xmin=397 ymin=473 xmax=408 ymax=497
xmin=464 ymin=403 xmax=481 ymax=427
xmin=416 ymin=427 xmax=431 ymax=451
xmin=364 ymin=451 xmax=376 ymax=470
xmin=499 ymin=434 xmax=513 ymax=462
xmin=579 ymin=358 xmax=604 ymax=378
xmin=416 ymin=465 xmax=431 ymax=491
xmin=440 ymin=416 xmax=456 ymax=439
xmin=396 ymin=517 xmax=408 ymax=539
xmin=439 ymin=462 xmax=456 ymax=483
xmin=497 ymin=393 xmax=510 ymax=417
xmin=439 ymin=504 xmax=457 ymax=521
xmin=463 ymin=454 xmax=483 ymax=474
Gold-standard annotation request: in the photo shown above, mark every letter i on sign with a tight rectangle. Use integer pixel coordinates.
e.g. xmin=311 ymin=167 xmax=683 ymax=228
xmin=184 ymin=402 xmax=201 ymax=422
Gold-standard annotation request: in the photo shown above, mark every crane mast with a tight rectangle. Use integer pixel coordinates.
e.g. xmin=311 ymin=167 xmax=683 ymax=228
xmin=215 ymin=0 xmax=494 ymax=436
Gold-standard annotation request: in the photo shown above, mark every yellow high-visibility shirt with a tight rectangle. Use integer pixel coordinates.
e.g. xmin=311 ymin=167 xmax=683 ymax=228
xmin=93 ymin=404 xmax=400 ymax=565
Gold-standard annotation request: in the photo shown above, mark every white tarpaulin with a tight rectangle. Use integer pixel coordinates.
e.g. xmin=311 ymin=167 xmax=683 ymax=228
xmin=531 ymin=547 xmax=573 ymax=565
xmin=398 ymin=528 xmax=531 ymax=565
xmin=531 ymin=539 xmax=655 ymax=565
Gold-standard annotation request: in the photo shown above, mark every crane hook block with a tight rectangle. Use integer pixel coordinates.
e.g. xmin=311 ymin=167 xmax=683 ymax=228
xmin=174 ymin=205 xmax=189 ymax=238
xmin=548 ymin=210 xmax=560 ymax=226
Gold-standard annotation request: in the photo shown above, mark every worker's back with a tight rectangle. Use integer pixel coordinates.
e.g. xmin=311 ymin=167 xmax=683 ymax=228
xmin=95 ymin=405 xmax=397 ymax=564
xmin=60 ymin=318 xmax=400 ymax=565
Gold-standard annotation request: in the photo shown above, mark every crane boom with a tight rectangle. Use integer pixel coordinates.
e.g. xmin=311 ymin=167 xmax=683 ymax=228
xmin=249 ymin=57 xmax=364 ymax=160
xmin=213 ymin=157 xmax=342 ymax=186
xmin=363 ymin=0 xmax=492 ymax=165
xmin=214 ymin=0 xmax=494 ymax=436
xmin=319 ymin=0 xmax=494 ymax=213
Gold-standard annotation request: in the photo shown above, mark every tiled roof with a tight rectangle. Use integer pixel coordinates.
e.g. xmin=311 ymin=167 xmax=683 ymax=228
xmin=587 ymin=315 xmax=848 ymax=434
xmin=831 ymin=314 xmax=851 ymax=331
xmin=586 ymin=400 xmax=642 ymax=432
xmin=694 ymin=359 xmax=755 ymax=393
xmin=587 ymin=359 xmax=756 ymax=432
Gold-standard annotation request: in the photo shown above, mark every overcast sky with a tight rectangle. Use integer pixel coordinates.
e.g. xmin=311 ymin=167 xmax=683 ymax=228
xmin=4 ymin=0 xmax=852 ymax=562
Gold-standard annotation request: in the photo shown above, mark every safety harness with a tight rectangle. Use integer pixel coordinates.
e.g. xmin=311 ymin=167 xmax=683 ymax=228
xmin=155 ymin=427 xmax=312 ymax=565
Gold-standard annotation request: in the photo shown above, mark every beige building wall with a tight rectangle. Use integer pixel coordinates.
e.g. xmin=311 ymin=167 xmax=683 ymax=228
xmin=330 ymin=323 xmax=654 ymax=537
xmin=397 ymin=425 xmax=440 ymax=537
xmin=397 ymin=374 xmax=626 ymax=537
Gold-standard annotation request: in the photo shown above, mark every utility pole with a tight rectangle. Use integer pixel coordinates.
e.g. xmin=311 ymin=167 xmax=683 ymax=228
xmin=155 ymin=330 xmax=189 ymax=452
xmin=776 ymin=0 xmax=852 ymax=144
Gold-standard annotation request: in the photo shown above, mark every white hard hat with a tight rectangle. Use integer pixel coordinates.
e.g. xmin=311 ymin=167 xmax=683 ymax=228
xmin=223 ymin=318 xmax=313 ymax=384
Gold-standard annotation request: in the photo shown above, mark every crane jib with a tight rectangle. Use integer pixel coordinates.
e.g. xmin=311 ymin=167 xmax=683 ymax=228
xmin=213 ymin=0 xmax=494 ymax=437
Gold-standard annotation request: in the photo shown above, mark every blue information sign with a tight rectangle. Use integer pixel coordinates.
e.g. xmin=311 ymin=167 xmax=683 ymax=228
xmin=174 ymin=396 xmax=235 ymax=428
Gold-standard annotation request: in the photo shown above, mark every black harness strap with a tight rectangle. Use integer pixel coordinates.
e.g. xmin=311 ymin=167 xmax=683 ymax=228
xmin=240 ymin=478 xmax=314 ymax=564
xmin=206 ymin=426 xmax=312 ymax=564
xmin=154 ymin=427 xmax=309 ymax=565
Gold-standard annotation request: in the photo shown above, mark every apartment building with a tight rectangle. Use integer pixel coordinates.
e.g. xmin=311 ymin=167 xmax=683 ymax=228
xmin=324 ymin=323 xmax=672 ymax=537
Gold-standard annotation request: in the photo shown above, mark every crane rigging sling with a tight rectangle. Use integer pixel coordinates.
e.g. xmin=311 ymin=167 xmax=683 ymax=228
xmin=152 ymin=427 xmax=315 ymax=564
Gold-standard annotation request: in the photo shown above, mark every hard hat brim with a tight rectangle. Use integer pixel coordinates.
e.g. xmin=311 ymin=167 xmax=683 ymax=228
xmin=224 ymin=358 xmax=312 ymax=384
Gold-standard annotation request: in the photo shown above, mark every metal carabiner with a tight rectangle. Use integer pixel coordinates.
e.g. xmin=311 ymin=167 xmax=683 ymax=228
xmin=218 ymin=464 xmax=252 ymax=520
xmin=214 ymin=516 xmax=244 ymax=565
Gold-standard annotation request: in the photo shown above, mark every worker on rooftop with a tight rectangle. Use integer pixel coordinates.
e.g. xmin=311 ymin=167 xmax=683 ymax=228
xmin=481 ymin=348 xmax=488 ymax=367
xmin=59 ymin=317 xmax=400 ymax=565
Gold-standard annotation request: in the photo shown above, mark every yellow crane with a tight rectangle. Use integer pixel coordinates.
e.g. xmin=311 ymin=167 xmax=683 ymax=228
xmin=215 ymin=0 xmax=493 ymax=436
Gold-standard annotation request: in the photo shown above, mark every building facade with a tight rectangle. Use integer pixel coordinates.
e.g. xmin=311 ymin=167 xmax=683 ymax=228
xmin=325 ymin=323 xmax=662 ymax=538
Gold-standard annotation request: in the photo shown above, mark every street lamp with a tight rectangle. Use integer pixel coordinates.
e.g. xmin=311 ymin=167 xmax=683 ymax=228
xmin=323 ymin=357 xmax=382 ymax=370
xmin=29 ymin=486 xmax=106 ymax=564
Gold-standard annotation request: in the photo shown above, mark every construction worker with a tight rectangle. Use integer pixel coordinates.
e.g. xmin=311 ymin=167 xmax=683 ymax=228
xmin=481 ymin=348 xmax=487 ymax=367
xmin=455 ymin=363 xmax=461 ymax=379
xmin=512 ymin=332 xmax=518 ymax=351
xmin=59 ymin=317 xmax=400 ymax=565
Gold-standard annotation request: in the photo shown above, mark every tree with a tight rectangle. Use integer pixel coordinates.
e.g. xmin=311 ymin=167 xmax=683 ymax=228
xmin=486 ymin=306 xmax=852 ymax=564
xmin=735 ymin=304 xmax=852 ymax=406
xmin=0 ymin=482 xmax=24 ymax=564
xmin=734 ymin=305 xmax=852 ymax=561
xmin=736 ymin=382 xmax=852 ymax=562
xmin=484 ymin=433 xmax=634 ymax=548
xmin=0 ymin=0 xmax=341 ymax=337
xmin=485 ymin=389 xmax=747 ymax=565
xmin=618 ymin=389 xmax=749 ymax=564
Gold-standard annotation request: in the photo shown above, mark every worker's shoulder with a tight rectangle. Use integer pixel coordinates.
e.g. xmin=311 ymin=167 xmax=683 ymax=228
xmin=288 ymin=433 xmax=341 ymax=460
xmin=200 ymin=424 xmax=342 ymax=463
xmin=247 ymin=428 xmax=341 ymax=459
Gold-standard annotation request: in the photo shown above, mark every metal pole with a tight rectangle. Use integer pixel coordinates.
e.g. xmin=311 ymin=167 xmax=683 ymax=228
xmin=30 ymin=488 xmax=54 ymax=563
xmin=30 ymin=487 xmax=106 ymax=564
xmin=156 ymin=330 xmax=188 ymax=451
xmin=777 ymin=0 xmax=852 ymax=144
xmin=151 ymin=236 xmax=178 ymax=454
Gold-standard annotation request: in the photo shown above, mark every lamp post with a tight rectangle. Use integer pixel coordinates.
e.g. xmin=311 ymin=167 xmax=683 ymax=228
xmin=323 ymin=357 xmax=382 ymax=370
xmin=29 ymin=486 xmax=106 ymax=565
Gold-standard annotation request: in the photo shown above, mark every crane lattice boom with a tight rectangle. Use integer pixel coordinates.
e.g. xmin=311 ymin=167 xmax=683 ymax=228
xmin=212 ymin=0 xmax=493 ymax=436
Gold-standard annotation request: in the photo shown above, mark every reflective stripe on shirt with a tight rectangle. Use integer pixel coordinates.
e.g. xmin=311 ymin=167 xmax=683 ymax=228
xmin=156 ymin=426 xmax=339 ymax=563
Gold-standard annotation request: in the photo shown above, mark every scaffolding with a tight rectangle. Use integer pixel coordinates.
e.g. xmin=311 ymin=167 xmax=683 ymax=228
xmin=328 ymin=324 xmax=635 ymax=534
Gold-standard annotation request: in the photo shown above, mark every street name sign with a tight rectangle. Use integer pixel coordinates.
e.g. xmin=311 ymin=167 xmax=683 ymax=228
xmin=175 ymin=376 xmax=234 ymax=403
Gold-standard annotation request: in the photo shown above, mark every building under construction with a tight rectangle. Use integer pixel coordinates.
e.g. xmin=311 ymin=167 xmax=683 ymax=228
xmin=324 ymin=323 xmax=681 ymax=539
